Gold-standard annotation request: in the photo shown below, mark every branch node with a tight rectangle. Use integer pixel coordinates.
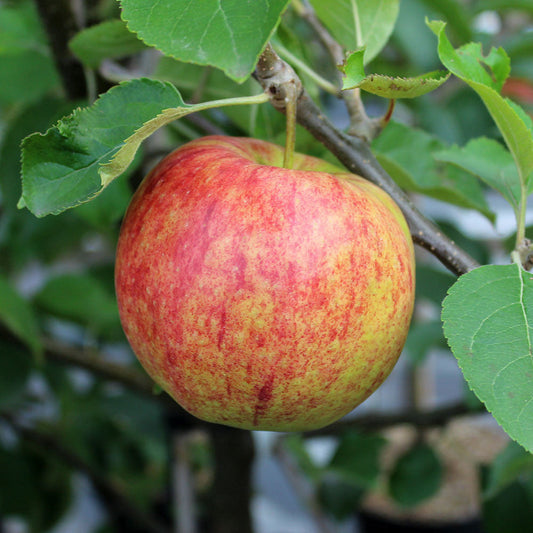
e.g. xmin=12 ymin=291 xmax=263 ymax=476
xmin=255 ymin=44 xmax=303 ymax=113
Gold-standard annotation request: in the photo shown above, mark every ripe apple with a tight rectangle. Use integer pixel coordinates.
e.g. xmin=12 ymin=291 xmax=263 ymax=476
xmin=115 ymin=136 xmax=415 ymax=431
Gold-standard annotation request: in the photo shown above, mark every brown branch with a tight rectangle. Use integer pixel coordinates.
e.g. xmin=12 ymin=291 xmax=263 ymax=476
xmin=295 ymin=0 xmax=382 ymax=141
xmin=304 ymin=401 xmax=481 ymax=437
xmin=254 ymin=47 xmax=479 ymax=276
xmin=33 ymin=0 xmax=87 ymax=100
xmin=0 ymin=411 xmax=171 ymax=533
xmin=208 ymin=426 xmax=255 ymax=533
xmin=42 ymin=337 xmax=199 ymax=423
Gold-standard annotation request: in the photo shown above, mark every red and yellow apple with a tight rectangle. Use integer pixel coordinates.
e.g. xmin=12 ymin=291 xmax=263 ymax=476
xmin=115 ymin=136 xmax=415 ymax=431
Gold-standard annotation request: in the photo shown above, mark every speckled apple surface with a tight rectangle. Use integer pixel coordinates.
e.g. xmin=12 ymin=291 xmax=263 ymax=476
xmin=115 ymin=136 xmax=415 ymax=431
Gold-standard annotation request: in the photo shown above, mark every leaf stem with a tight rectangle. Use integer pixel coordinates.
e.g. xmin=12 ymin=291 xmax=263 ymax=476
xmin=192 ymin=91 xmax=271 ymax=113
xmin=515 ymin=184 xmax=528 ymax=249
xmin=380 ymin=98 xmax=396 ymax=128
xmin=284 ymin=82 xmax=298 ymax=169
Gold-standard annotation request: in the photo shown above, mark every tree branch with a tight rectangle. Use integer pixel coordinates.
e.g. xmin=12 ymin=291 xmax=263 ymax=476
xmin=33 ymin=0 xmax=87 ymax=100
xmin=295 ymin=0 xmax=382 ymax=141
xmin=304 ymin=401 xmax=481 ymax=437
xmin=0 ymin=411 xmax=171 ymax=533
xmin=208 ymin=427 xmax=255 ymax=533
xmin=42 ymin=337 xmax=199 ymax=423
xmin=255 ymin=47 xmax=479 ymax=276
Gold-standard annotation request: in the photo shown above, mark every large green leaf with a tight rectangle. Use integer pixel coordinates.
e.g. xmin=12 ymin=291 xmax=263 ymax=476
xmin=20 ymin=78 xmax=268 ymax=217
xmin=20 ymin=78 xmax=185 ymax=216
xmin=372 ymin=121 xmax=494 ymax=220
xmin=442 ymin=263 xmax=533 ymax=452
xmin=309 ymin=0 xmax=399 ymax=64
xmin=435 ymin=137 xmax=523 ymax=212
xmin=120 ymin=0 xmax=291 ymax=82
xmin=429 ymin=20 xmax=533 ymax=189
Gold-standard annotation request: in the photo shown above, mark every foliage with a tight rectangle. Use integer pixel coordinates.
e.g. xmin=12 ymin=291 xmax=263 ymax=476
xmin=1 ymin=0 xmax=533 ymax=531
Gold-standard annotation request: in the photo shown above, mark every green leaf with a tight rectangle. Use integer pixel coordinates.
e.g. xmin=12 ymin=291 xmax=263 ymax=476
xmin=34 ymin=274 xmax=121 ymax=339
xmin=20 ymin=78 xmax=183 ymax=216
xmin=484 ymin=441 xmax=533 ymax=499
xmin=372 ymin=121 xmax=494 ymax=220
xmin=120 ymin=0 xmax=291 ymax=82
xmin=435 ymin=138 xmax=523 ymax=212
xmin=69 ymin=19 xmax=148 ymax=67
xmin=428 ymin=20 xmax=533 ymax=189
xmin=309 ymin=0 xmax=399 ymax=64
xmin=328 ymin=431 xmax=386 ymax=488
xmin=442 ymin=263 xmax=533 ymax=452
xmin=341 ymin=49 xmax=450 ymax=97
xmin=0 ymin=276 xmax=42 ymax=357
xmin=388 ymin=443 xmax=443 ymax=507
xmin=20 ymin=78 xmax=268 ymax=217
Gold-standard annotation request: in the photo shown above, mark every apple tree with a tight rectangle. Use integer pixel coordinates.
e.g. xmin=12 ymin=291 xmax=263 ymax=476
xmin=1 ymin=0 xmax=533 ymax=532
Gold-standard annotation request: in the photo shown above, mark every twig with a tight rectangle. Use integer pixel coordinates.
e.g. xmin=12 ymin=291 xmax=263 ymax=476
xmin=305 ymin=401 xmax=481 ymax=437
xmin=254 ymin=48 xmax=479 ymax=275
xmin=42 ymin=337 xmax=198 ymax=422
xmin=0 ymin=411 xmax=171 ymax=533
xmin=296 ymin=0 xmax=382 ymax=141
xmin=43 ymin=337 xmax=155 ymax=395
xmin=295 ymin=0 xmax=344 ymax=66
xmin=33 ymin=0 xmax=87 ymax=100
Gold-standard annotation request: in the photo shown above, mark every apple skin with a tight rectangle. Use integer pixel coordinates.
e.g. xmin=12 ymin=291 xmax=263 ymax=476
xmin=115 ymin=136 xmax=415 ymax=431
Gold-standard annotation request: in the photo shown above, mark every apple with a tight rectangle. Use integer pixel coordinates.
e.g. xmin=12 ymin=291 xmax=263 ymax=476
xmin=115 ymin=135 xmax=415 ymax=431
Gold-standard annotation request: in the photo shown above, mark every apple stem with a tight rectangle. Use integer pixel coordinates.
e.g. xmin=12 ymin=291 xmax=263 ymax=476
xmin=284 ymin=82 xmax=298 ymax=169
